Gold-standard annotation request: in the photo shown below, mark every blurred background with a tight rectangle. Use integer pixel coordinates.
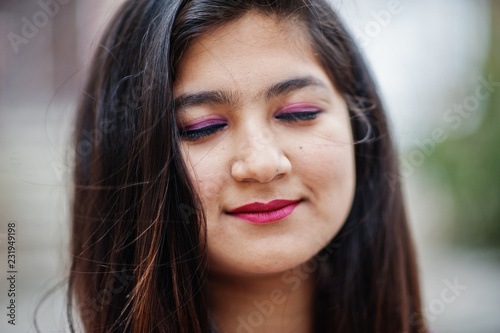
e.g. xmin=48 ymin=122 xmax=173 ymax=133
xmin=0 ymin=0 xmax=499 ymax=332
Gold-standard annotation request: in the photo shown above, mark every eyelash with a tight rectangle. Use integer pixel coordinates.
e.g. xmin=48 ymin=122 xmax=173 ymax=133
xmin=180 ymin=111 xmax=321 ymax=141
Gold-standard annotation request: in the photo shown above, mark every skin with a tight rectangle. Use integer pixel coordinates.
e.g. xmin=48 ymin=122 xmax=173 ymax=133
xmin=174 ymin=12 xmax=355 ymax=333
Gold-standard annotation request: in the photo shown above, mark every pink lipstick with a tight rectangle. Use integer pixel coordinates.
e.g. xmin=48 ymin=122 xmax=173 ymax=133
xmin=227 ymin=199 xmax=301 ymax=224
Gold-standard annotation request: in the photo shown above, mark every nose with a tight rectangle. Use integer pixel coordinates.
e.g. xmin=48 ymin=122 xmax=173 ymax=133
xmin=230 ymin=129 xmax=292 ymax=183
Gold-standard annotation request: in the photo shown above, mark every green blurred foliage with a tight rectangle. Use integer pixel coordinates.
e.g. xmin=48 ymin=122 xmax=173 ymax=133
xmin=423 ymin=2 xmax=500 ymax=248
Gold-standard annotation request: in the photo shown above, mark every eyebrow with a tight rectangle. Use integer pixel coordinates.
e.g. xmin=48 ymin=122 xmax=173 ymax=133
xmin=174 ymin=76 xmax=328 ymax=111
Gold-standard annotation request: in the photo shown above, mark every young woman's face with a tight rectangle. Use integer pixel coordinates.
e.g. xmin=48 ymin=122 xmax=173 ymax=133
xmin=174 ymin=13 xmax=355 ymax=277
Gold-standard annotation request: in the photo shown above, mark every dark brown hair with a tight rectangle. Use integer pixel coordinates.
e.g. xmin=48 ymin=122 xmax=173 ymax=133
xmin=67 ymin=0 xmax=427 ymax=332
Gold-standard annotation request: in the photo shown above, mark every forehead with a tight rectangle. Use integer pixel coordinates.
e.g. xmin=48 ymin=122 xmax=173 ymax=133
xmin=173 ymin=12 xmax=330 ymax=98
xmin=181 ymin=12 xmax=309 ymax=59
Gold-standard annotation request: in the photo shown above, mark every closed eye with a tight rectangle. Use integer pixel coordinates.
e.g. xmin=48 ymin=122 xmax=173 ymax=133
xmin=275 ymin=111 xmax=321 ymax=123
xmin=180 ymin=123 xmax=227 ymax=141
xmin=180 ymin=111 xmax=320 ymax=141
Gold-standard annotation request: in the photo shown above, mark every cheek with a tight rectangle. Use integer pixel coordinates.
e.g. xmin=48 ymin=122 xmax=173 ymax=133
xmin=299 ymin=144 xmax=355 ymax=246
xmin=198 ymin=173 xmax=225 ymax=203
xmin=311 ymin=144 xmax=354 ymax=182
xmin=181 ymin=145 xmax=226 ymax=213
xmin=302 ymin=142 xmax=355 ymax=202
xmin=294 ymin=118 xmax=356 ymax=230
xmin=301 ymin=113 xmax=355 ymax=185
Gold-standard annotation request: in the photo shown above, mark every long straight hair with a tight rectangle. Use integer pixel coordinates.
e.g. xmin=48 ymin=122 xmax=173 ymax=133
xmin=69 ymin=0 xmax=427 ymax=332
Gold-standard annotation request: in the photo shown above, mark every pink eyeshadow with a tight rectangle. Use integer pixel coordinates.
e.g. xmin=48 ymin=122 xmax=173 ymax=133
xmin=275 ymin=103 xmax=321 ymax=116
xmin=182 ymin=116 xmax=227 ymax=131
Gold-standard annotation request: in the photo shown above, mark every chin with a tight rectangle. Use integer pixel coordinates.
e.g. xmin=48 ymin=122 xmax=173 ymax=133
xmin=210 ymin=251 xmax=316 ymax=278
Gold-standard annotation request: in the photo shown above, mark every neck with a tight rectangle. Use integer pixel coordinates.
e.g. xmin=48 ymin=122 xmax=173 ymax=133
xmin=208 ymin=267 xmax=316 ymax=333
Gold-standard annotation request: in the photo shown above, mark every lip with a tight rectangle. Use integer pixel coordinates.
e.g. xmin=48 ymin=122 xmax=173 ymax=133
xmin=227 ymin=199 xmax=302 ymax=224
